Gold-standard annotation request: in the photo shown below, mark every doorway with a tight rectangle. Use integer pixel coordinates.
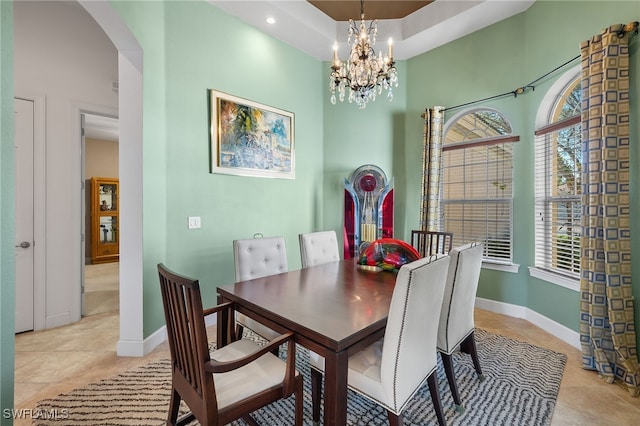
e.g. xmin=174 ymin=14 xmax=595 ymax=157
xmin=82 ymin=113 xmax=120 ymax=317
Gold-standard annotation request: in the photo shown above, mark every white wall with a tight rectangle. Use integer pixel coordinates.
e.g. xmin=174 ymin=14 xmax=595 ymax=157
xmin=13 ymin=0 xmax=118 ymax=328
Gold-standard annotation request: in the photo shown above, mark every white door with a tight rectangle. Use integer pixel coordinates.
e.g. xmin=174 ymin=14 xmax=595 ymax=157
xmin=14 ymin=98 xmax=35 ymax=333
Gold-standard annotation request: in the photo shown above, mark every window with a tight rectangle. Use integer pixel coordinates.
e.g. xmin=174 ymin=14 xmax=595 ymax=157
xmin=441 ymin=108 xmax=518 ymax=263
xmin=534 ymin=77 xmax=581 ymax=279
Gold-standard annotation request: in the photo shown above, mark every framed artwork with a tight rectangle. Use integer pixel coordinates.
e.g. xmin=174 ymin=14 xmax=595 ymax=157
xmin=209 ymin=90 xmax=295 ymax=179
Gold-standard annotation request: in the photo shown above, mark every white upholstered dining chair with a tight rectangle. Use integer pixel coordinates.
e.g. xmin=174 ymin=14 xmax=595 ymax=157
xmin=437 ymin=242 xmax=485 ymax=412
xmin=310 ymin=254 xmax=451 ymax=426
xmin=233 ymin=236 xmax=288 ymax=341
xmin=299 ymin=230 xmax=340 ymax=268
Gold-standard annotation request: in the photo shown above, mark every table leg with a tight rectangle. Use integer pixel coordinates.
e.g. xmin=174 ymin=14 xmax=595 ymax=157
xmin=216 ymin=295 xmax=229 ymax=348
xmin=323 ymin=349 xmax=349 ymax=426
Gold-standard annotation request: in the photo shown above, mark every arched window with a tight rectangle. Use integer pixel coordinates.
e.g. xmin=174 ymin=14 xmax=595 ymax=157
xmin=534 ymin=70 xmax=581 ymax=280
xmin=441 ymin=108 xmax=518 ymax=263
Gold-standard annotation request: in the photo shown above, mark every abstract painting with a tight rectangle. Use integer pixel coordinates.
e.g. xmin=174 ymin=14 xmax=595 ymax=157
xmin=209 ymin=90 xmax=294 ymax=179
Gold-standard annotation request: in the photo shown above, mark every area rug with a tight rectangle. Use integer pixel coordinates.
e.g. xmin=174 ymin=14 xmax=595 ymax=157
xmin=34 ymin=329 xmax=566 ymax=425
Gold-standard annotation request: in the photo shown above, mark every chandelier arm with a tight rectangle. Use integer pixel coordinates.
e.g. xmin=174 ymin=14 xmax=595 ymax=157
xmin=368 ymin=20 xmax=377 ymax=35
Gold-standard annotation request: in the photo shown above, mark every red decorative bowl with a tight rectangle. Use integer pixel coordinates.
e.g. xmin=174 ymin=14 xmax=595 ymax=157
xmin=358 ymin=238 xmax=421 ymax=272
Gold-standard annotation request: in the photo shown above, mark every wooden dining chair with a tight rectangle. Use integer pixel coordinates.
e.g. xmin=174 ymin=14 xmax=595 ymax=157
xmin=411 ymin=230 xmax=454 ymax=257
xmin=233 ymin=236 xmax=288 ymax=341
xmin=437 ymin=242 xmax=485 ymax=413
xmin=299 ymin=230 xmax=340 ymax=267
xmin=157 ymin=263 xmax=303 ymax=426
xmin=310 ymin=255 xmax=452 ymax=426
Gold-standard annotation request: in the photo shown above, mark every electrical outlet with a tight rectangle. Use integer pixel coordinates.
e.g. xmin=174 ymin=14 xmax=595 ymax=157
xmin=188 ymin=216 xmax=201 ymax=229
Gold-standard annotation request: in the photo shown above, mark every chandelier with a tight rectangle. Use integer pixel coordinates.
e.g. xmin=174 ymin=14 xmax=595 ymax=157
xmin=330 ymin=0 xmax=398 ymax=109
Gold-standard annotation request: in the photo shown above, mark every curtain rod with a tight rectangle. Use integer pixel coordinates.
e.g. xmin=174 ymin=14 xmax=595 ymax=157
xmin=443 ymin=54 xmax=580 ymax=112
xmin=443 ymin=21 xmax=639 ymax=113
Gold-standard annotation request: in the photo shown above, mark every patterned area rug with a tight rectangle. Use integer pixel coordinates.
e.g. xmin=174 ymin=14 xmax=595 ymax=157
xmin=35 ymin=329 xmax=566 ymax=425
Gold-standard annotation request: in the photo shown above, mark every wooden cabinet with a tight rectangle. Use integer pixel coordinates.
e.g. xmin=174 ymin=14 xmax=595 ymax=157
xmin=90 ymin=177 xmax=119 ymax=264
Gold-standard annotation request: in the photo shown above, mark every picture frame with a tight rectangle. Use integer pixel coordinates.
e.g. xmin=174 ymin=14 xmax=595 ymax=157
xmin=209 ymin=90 xmax=295 ymax=179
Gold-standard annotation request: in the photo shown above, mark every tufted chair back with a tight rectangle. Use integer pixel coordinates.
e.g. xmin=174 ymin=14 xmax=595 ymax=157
xmin=299 ymin=230 xmax=340 ymax=268
xmin=379 ymin=254 xmax=450 ymax=413
xmin=232 ymin=236 xmax=288 ymax=342
xmin=233 ymin=236 xmax=288 ymax=281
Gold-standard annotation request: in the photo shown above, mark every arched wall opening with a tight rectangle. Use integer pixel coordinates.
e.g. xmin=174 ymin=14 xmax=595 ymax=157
xmin=79 ymin=0 xmax=145 ymax=356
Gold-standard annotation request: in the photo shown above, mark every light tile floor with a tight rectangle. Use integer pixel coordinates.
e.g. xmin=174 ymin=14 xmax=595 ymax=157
xmin=83 ymin=262 xmax=119 ymax=316
xmin=13 ymin=309 xmax=640 ymax=425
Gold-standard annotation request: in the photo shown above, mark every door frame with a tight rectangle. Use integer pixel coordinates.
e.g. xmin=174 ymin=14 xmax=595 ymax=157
xmin=71 ymin=103 xmax=118 ymax=323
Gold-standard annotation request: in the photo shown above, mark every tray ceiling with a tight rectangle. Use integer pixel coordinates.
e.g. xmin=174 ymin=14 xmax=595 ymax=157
xmin=308 ymin=1 xmax=433 ymax=21
xmin=208 ymin=1 xmax=536 ymax=61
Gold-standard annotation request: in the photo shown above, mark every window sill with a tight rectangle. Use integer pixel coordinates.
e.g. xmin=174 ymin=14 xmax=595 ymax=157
xmin=482 ymin=261 xmax=520 ymax=273
xmin=528 ymin=267 xmax=579 ymax=292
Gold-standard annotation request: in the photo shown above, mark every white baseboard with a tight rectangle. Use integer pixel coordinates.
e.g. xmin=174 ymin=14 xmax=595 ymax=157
xmin=117 ymin=313 xmax=218 ymax=357
xmin=117 ymin=338 xmax=147 ymax=357
xmin=475 ymin=297 xmax=581 ymax=349
xmin=46 ymin=312 xmax=74 ymax=330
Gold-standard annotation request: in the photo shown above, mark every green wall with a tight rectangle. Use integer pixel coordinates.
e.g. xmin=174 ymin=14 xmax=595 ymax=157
xmin=111 ymin=1 xmax=324 ymax=335
xmin=0 ymin=1 xmax=14 ymax=422
xmin=404 ymin=0 xmax=640 ymax=335
xmin=321 ymin=63 xmax=408 ymax=244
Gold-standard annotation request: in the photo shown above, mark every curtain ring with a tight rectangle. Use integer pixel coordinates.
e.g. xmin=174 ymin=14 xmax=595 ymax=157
xmin=617 ymin=21 xmax=639 ymax=38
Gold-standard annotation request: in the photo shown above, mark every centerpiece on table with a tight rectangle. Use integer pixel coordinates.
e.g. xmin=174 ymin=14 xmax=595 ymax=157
xmin=357 ymin=238 xmax=421 ymax=272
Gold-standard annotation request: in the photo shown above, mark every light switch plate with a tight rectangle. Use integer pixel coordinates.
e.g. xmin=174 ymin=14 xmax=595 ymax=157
xmin=188 ymin=216 xmax=201 ymax=229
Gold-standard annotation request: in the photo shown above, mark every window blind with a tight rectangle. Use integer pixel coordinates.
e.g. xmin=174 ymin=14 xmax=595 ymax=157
xmin=534 ymin=117 xmax=581 ymax=278
xmin=441 ymin=142 xmax=513 ymax=262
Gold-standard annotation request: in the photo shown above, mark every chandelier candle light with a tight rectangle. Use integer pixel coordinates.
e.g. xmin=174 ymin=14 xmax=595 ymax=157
xmin=330 ymin=0 xmax=398 ymax=109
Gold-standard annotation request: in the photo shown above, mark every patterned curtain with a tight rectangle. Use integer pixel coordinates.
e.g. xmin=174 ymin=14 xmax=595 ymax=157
xmin=419 ymin=106 xmax=445 ymax=231
xmin=579 ymin=23 xmax=640 ymax=396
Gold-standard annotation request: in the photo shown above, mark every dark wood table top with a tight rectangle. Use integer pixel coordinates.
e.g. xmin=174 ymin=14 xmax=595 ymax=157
xmin=217 ymin=259 xmax=398 ymax=352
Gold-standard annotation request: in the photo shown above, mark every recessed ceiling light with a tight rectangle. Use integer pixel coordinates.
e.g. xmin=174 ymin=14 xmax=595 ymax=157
xmin=266 ymin=16 xmax=276 ymax=25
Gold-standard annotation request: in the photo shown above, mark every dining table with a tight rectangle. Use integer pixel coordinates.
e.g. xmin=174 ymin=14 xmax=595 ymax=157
xmin=216 ymin=259 xmax=398 ymax=426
